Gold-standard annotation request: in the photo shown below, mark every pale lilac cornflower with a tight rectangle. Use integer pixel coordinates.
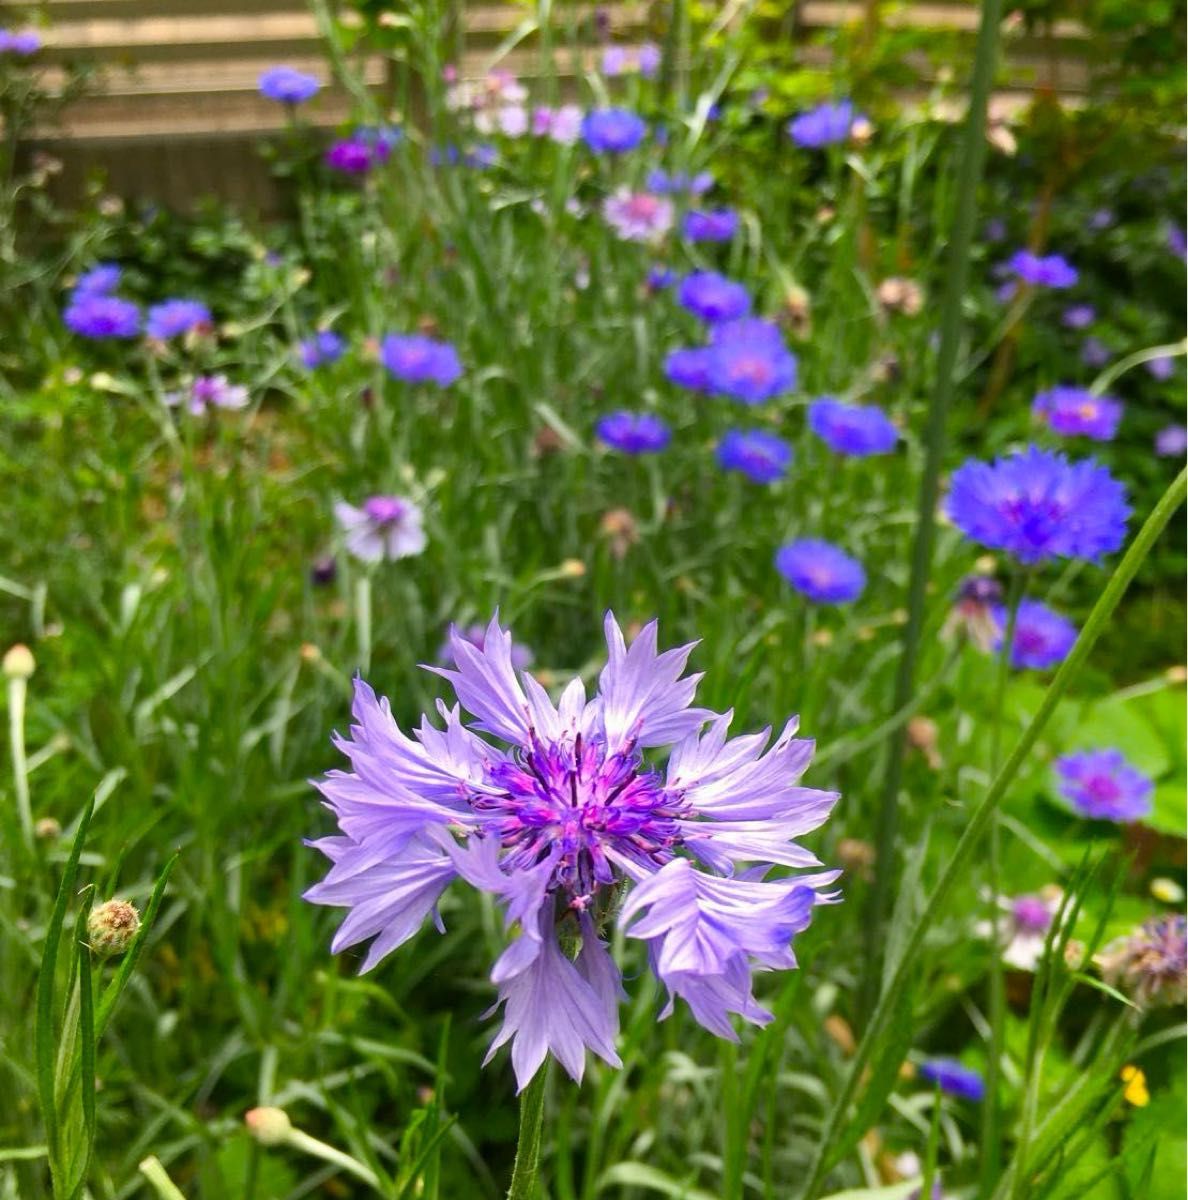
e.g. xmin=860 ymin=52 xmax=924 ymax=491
xmin=1061 ymin=304 xmax=1095 ymax=329
xmin=0 ymin=28 xmax=41 ymax=55
xmin=1081 ymin=337 xmax=1111 ymax=368
xmin=258 ymin=66 xmax=321 ymax=105
xmin=1145 ymin=355 xmax=1175 ymax=381
xmin=1155 ymin=425 xmax=1187 ymax=457
xmin=535 ymin=104 xmax=584 ymax=144
xmin=307 ymin=614 xmax=840 ymax=1089
xmin=1098 ymin=916 xmax=1186 ymax=1008
xmin=164 ymin=374 xmax=249 ymax=415
xmin=600 ymin=45 xmax=628 ymax=77
xmin=441 ymin=623 xmax=533 ymax=671
xmin=601 ymin=190 xmax=675 ymax=243
xmin=1053 ymin=749 xmax=1153 ymax=823
xmin=334 ymin=496 xmax=427 ymax=563
xmin=637 ymin=43 xmax=661 ymax=78
xmin=977 ymin=890 xmax=1060 ymax=971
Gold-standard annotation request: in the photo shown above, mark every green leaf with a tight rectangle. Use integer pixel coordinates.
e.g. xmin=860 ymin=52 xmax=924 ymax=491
xmin=596 ymin=1163 xmax=719 ymax=1199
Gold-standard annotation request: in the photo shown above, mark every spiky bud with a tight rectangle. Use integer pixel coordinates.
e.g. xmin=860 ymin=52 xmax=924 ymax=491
xmin=245 ymin=1107 xmax=293 ymax=1146
xmin=87 ymin=900 xmax=140 ymax=957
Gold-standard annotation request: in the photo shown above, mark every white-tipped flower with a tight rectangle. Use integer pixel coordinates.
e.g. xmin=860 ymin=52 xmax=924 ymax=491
xmin=87 ymin=899 xmax=141 ymax=957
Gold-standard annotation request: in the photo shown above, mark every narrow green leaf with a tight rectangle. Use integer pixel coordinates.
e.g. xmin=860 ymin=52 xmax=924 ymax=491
xmin=595 ymin=1162 xmax=719 ymax=1199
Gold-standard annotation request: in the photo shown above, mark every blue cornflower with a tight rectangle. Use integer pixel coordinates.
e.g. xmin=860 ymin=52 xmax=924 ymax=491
xmin=581 ymin=108 xmax=647 ymax=153
xmin=683 ymin=208 xmax=739 ymax=242
xmin=298 ymin=330 xmax=347 ymax=369
xmin=146 ymin=298 xmax=213 ymax=340
xmin=1155 ymin=425 xmax=1187 ymax=458
xmin=596 ymin=411 xmax=671 ymax=454
xmin=808 ymin=398 xmax=898 ymax=456
xmin=947 ymin=447 xmax=1129 ymax=565
xmin=717 ymin=430 xmax=792 ymax=483
xmin=380 ymin=334 xmax=462 ymax=387
xmin=646 ymin=169 xmax=714 ymax=196
xmin=1053 ymin=749 xmax=1153 ymax=823
xmin=63 ymin=294 xmax=141 ymax=340
xmin=786 ymin=100 xmax=860 ymax=148
xmin=991 ymin=600 xmax=1076 ymax=670
xmin=710 ymin=318 xmax=786 ymax=350
xmin=663 ymin=347 xmax=714 ymax=392
xmin=71 ymin=263 xmax=122 ymax=300
xmin=775 ymin=539 xmax=865 ymax=604
xmin=306 ymin=613 xmax=840 ymax=1090
xmin=1005 ymin=250 xmax=1078 ymax=289
xmin=677 ymin=271 xmax=750 ymax=324
xmin=707 ymin=338 xmax=797 ymax=404
xmin=1032 ymin=387 xmax=1121 ymax=442
xmin=1061 ymin=304 xmax=1095 ymax=329
xmin=0 ymin=28 xmax=41 ymax=55
xmin=258 ymin=66 xmax=321 ymax=104
xmin=646 ymin=265 xmax=676 ymax=291
xmin=919 ymin=1059 xmax=985 ymax=1101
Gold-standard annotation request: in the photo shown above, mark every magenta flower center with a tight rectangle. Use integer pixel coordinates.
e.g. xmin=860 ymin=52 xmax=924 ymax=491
xmin=1012 ymin=895 xmax=1052 ymax=934
xmin=363 ymin=497 xmax=407 ymax=525
xmin=625 ymin=194 xmax=661 ymax=220
xmin=732 ymin=357 xmax=772 ymax=386
xmin=1084 ymin=772 xmax=1121 ymax=805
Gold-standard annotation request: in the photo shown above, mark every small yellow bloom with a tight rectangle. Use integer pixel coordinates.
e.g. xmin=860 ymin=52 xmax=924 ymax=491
xmin=1121 ymin=1065 xmax=1149 ymax=1107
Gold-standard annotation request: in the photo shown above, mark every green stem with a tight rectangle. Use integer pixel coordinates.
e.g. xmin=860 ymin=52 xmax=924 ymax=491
xmin=1088 ymin=338 xmax=1188 ymax=397
xmin=139 ymin=1156 xmax=188 ymax=1200
xmin=801 ymin=465 xmax=1186 ymax=1200
xmin=861 ymin=0 xmax=1005 ymax=1018
xmin=355 ymin=574 xmax=373 ymax=674
xmin=507 ymin=1064 xmax=549 ymax=1200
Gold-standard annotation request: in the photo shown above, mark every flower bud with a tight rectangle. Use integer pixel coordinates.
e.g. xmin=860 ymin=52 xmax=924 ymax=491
xmin=3 ymin=644 xmax=35 ymax=680
xmin=87 ymin=900 xmax=141 ymax=956
xmin=35 ymin=817 xmax=62 ymax=840
xmin=245 ymin=1106 xmax=293 ymax=1146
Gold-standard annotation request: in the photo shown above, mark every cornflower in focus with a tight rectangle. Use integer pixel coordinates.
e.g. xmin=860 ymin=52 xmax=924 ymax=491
xmin=1053 ymin=749 xmax=1153 ymax=823
xmin=334 ymin=496 xmax=427 ymax=563
xmin=441 ymin=623 xmax=533 ymax=671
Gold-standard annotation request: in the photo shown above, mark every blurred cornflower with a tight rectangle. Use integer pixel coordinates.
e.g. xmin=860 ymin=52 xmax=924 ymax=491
xmin=334 ymin=496 xmax=427 ymax=563
xmin=786 ymin=99 xmax=860 ymax=148
xmin=164 ymin=374 xmax=248 ymax=415
xmin=0 ymin=28 xmax=41 ymax=55
xmin=637 ymin=43 xmax=661 ymax=77
xmin=646 ymin=265 xmax=676 ymax=291
xmin=1088 ymin=207 xmax=1114 ymax=231
xmin=64 ymin=294 xmax=141 ymax=340
xmin=1081 ymin=337 xmax=1111 ymax=368
xmin=600 ymin=45 xmax=628 ymax=76
xmin=946 ymin=447 xmax=1129 ymax=564
xmin=258 ymin=66 xmax=321 ymax=104
xmin=601 ymin=190 xmax=674 ymax=243
xmin=683 ymin=209 xmax=738 ymax=243
xmin=663 ymin=347 xmax=714 ymax=392
xmin=1053 ymin=749 xmax=1153 ymax=823
xmin=71 ymin=263 xmax=122 ymax=300
xmin=775 ymin=539 xmax=865 ymax=604
xmin=325 ymin=137 xmax=389 ymax=174
xmin=380 ymin=334 xmax=462 ymax=387
xmin=983 ymin=217 xmax=1007 ymax=242
xmin=1032 ymin=386 xmax=1121 ymax=441
xmin=581 ymin=109 xmax=647 ymax=153
xmin=941 ymin=575 xmax=1002 ymax=651
xmin=596 ymin=411 xmax=671 ymax=454
xmin=1061 ymin=304 xmax=1095 ymax=329
xmin=1145 ymin=355 xmax=1175 ymax=381
xmin=990 ymin=599 xmax=1076 ymax=670
xmin=298 ymin=330 xmax=347 ymax=369
xmin=647 ymin=169 xmax=714 ymax=196
xmin=1005 ymin=250 xmax=1078 ymax=289
xmin=716 ymin=430 xmax=793 ymax=483
xmin=441 ymin=623 xmax=534 ymax=671
xmin=533 ymin=104 xmax=583 ymax=144
xmin=1098 ymin=916 xmax=1187 ymax=1009
xmin=918 ymin=1059 xmax=985 ymax=1101
xmin=706 ymin=336 xmax=798 ymax=404
xmin=808 ymin=398 xmax=898 ymax=457
xmin=1155 ymin=425 xmax=1187 ymax=457
xmin=1167 ymin=224 xmax=1187 ymax=262
xmin=355 ymin=124 xmax=404 ymax=155
xmin=306 ymin=613 xmax=840 ymax=1089
xmin=146 ymin=298 xmax=213 ymax=340
xmin=677 ymin=271 xmax=750 ymax=324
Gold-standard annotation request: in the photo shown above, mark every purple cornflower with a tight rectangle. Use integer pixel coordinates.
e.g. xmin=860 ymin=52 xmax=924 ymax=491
xmin=0 ymin=28 xmax=41 ymax=55
xmin=706 ymin=338 xmax=797 ymax=404
xmin=258 ymin=66 xmax=321 ymax=104
xmin=677 ymin=271 xmax=750 ymax=324
xmin=786 ymin=100 xmax=859 ymax=148
xmin=1167 ymin=224 xmax=1187 ymax=262
xmin=1054 ymin=749 xmax=1153 ymax=823
xmin=146 ymin=298 xmax=212 ymax=341
xmin=334 ymin=495 xmax=427 ymax=562
xmin=164 ymin=374 xmax=249 ymax=415
xmin=663 ymin=347 xmax=714 ymax=392
xmin=1061 ymin=304 xmax=1095 ymax=329
xmin=1081 ymin=337 xmax=1111 ymax=368
xmin=716 ymin=430 xmax=793 ymax=483
xmin=1098 ymin=916 xmax=1187 ymax=1009
xmin=946 ymin=447 xmax=1129 ymax=564
xmin=775 ymin=539 xmax=865 ymax=604
xmin=596 ymin=411 xmax=671 ymax=454
xmin=534 ymin=104 xmax=583 ymax=144
xmin=647 ymin=169 xmax=714 ymax=196
xmin=298 ymin=330 xmax=347 ymax=369
xmin=326 ymin=137 xmax=388 ymax=174
xmin=918 ymin=1059 xmax=985 ymax=1101
xmin=380 ymin=334 xmax=462 ymax=387
xmin=581 ymin=108 xmax=647 ymax=153
xmin=441 ymin=623 xmax=533 ymax=672
xmin=808 ymin=398 xmax=898 ymax=457
xmin=711 ymin=318 xmax=786 ymax=350
xmin=63 ymin=294 xmax=141 ymax=340
xmin=600 ymin=45 xmax=628 ymax=77
xmin=646 ymin=265 xmax=676 ymax=291
xmin=306 ymin=613 xmax=840 ymax=1089
xmin=941 ymin=575 xmax=1003 ymax=652
xmin=637 ymin=43 xmax=662 ymax=78
xmin=683 ymin=209 xmax=739 ymax=243
xmin=1032 ymin=386 xmax=1121 ymax=441
xmin=71 ymin=263 xmax=121 ymax=300
xmin=602 ymin=190 xmax=674 ymax=242
xmin=1145 ymin=355 xmax=1175 ymax=381
xmin=1005 ymin=250 xmax=1078 ymax=289
xmin=1155 ymin=425 xmax=1187 ymax=457
xmin=991 ymin=600 xmax=1076 ymax=670
xmin=984 ymin=218 xmax=1007 ymax=243
xmin=1088 ymin=207 xmax=1114 ymax=231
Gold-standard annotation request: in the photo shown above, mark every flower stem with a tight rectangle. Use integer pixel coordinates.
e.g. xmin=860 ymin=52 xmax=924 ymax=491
xmin=355 ymin=574 xmax=373 ymax=674
xmin=861 ymin=0 xmax=1005 ymax=1020
xmin=7 ymin=671 xmax=32 ymax=851
xmin=507 ymin=1063 xmax=549 ymax=1200
xmin=801 ymin=465 xmax=1186 ymax=1200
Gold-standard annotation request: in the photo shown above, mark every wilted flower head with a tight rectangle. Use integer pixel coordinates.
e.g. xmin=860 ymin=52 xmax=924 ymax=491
xmin=258 ymin=66 xmax=321 ymax=104
xmin=1061 ymin=304 xmax=1096 ymax=329
xmin=146 ymin=298 xmax=213 ymax=341
xmin=808 ymin=399 xmax=898 ymax=457
xmin=786 ymin=99 xmax=861 ymax=148
xmin=596 ymin=411 xmax=671 ymax=454
xmin=72 ymin=263 xmax=122 ymax=300
xmin=380 ymin=334 xmax=462 ymax=387
xmin=1032 ymin=386 xmax=1121 ymax=441
xmin=601 ymin=190 xmax=674 ymax=242
xmin=164 ymin=374 xmax=249 ymax=415
xmin=298 ymin=330 xmax=347 ymax=369
xmin=1053 ymin=749 xmax=1153 ymax=823
xmin=1005 ymin=250 xmax=1078 ymax=289
xmin=942 ymin=574 xmax=1002 ymax=651
xmin=947 ymin=447 xmax=1129 ymax=564
xmin=716 ymin=429 xmax=793 ymax=483
xmin=775 ymin=539 xmax=865 ymax=604
xmin=64 ymin=294 xmax=141 ymax=340
xmin=581 ymin=108 xmax=647 ymax=153
xmin=306 ymin=613 xmax=840 ymax=1089
xmin=876 ymin=277 xmax=924 ymax=316
xmin=683 ymin=209 xmax=738 ymax=243
xmin=599 ymin=508 xmax=639 ymax=558
xmin=87 ymin=900 xmax=141 ymax=957
xmin=1155 ymin=425 xmax=1187 ymax=458
xmin=918 ymin=1058 xmax=984 ymax=1101
xmin=991 ymin=599 xmax=1077 ymax=670
xmin=677 ymin=271 xmax=750 ymax=324
xmin=1098 ymin=915 xmax=1187 ymax=1008
xmin=334 ymin=495 xmax=427 ymax=563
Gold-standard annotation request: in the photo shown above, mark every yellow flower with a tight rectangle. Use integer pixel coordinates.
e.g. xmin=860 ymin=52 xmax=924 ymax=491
xmin=1121 ymin=1065 xmax=1149 ymax=1107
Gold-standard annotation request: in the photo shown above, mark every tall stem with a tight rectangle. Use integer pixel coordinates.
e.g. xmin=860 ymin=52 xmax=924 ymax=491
xmin=507 ymin=1064 xmax=549 ymax=1200
xmin=801 ymin=466 xmax=1186 ymax=1200
xmin=7 ymin=671 xmax=32 ymax=851
xmin=861 ymin=0 xmax=1005 ymax=1018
